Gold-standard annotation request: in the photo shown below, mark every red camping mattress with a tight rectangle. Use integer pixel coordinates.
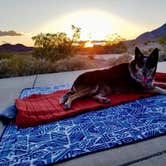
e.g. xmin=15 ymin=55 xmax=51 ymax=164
xmin=16 ymin=73 xmax=166 ymax=128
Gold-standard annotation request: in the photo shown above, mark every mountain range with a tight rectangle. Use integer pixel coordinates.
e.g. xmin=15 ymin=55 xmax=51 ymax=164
xmin=0 ymin=43 xmax=33 ymax=52
xmin=135 ymin=23 xmax=166 ymax=42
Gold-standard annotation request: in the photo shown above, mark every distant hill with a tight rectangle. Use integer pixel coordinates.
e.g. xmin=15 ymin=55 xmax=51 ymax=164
xmin=124 ymin=22 xmax=166 ymax=55
xmin=135 ymin=23 xmax=166 ymax=42
xmin=0 ymin=43 xmax=33 ymax=52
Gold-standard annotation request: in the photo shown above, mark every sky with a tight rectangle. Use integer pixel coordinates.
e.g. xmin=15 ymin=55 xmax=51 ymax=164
xmin=0 ymin=0 xmax=166 ymax=46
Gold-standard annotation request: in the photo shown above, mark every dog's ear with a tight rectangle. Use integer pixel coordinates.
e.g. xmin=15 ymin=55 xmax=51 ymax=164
xmin=135 ymin=47 xmax=144 ymax=67
xmin=147 ymin=48 xmax=159 ymax=68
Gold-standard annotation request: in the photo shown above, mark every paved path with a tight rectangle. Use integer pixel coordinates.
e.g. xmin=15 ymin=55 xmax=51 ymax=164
xmin=0 ymin=62 xmax=166 ymax=166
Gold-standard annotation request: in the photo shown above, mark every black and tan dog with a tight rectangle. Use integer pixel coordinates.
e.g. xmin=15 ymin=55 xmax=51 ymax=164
xmin=60 ymin=47 xmax=166 ymax=109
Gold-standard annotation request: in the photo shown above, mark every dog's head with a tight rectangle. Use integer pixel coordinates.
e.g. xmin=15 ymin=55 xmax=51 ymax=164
xmin=129 ymin=47 xmax=159 ymax=88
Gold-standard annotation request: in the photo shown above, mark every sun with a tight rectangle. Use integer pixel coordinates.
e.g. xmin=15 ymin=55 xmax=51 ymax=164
xmin=84 ymin=41 xmax=94 ymax=48
xmin=66 ymin=10 xmax=114 ymax=40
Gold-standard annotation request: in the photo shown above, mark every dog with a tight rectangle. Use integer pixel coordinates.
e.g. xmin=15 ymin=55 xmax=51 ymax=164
xmin=60 ymin=47 xmax=166 ymax=110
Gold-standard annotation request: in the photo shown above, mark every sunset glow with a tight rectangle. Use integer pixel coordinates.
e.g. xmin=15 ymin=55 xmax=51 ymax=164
xmin=84 ymin=41 xmax=94 ymax=48
xmin=1 ymin=0 xmax=166 ymax=46
xmin=38 ymin=9 xmax=145 ymax=42
xmin=38 ymin=9 xmax=113 ymax=40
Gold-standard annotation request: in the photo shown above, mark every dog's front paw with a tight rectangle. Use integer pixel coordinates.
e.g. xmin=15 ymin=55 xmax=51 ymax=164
xmin=63 ymin=103 xmax=71 ymax=110
xmin=101 ymin=98 xmax=111 ymax=104
xmin=97 ymin=97 xmax=111 ymax=104
xmin=59 ymin=97 xmax=65 ymax=104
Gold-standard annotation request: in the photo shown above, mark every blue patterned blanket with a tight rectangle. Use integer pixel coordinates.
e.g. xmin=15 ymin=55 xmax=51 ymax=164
xmin=0 ymin=85 xmax=166 ymax=166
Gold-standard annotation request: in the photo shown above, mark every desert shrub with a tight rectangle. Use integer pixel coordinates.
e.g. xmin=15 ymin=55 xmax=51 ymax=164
xmin=0 ymin=54 xmax=98 ymax=78
xmin=54 ymin=56 xmax=97 ymax=72
xmin=105 ymin=34 xmax=127 ymax=53
xmin=0 ymin=52 xmax=33 ymax=60
xmin=7 ymin=55 xmax=33 ymax=76
xmin=1 ymin=55 xmax=41 ymax=77
xmin=158 ymin=35 xmax=166 ymax=45
xmin=148 ymin=48 xmax=154 ymax=54
xmin=104 ymin=41 xmax=127 ymax=54
xmin=0 ymin=59 xmax=11 ymax=78
xmin=143 ymin=40 xmax=151 ymax=45
xmin=32 ymin=25 xmax=81 ymax=61
xmin=0 ymin=52 xmax=13 ymax=60
xmin=6 ymin=55 xmax=57 ymax=76
xmin=108 ymin=53 xmax=132 ymax=67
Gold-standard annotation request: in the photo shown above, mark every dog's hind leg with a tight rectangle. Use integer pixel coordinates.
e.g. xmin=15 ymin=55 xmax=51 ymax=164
xmin=154 ymin=82 xmax=166 ymax=89
xmin=63 ymin=86 xmax=98 ymax=110
xmin=151 ymin=86 xmax=166 ymax=95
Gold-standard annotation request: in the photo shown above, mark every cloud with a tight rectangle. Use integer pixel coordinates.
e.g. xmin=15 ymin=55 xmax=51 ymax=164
xmin=0 ymin=30 xmax=22 ymax=37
